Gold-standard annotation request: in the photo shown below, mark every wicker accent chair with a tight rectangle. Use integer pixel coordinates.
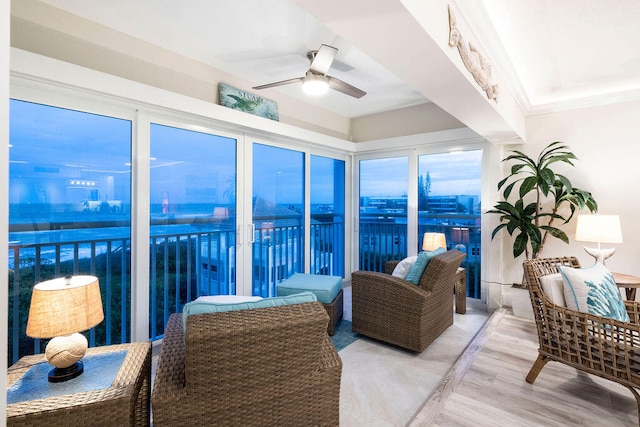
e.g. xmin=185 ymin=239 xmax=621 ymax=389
xmin=351 ymin=249 xmax=466 ymax=352
xmin=523 ymin=257 xmax=640 ymax=422
xmin=151 ymin=302 xmax=342 ymax=426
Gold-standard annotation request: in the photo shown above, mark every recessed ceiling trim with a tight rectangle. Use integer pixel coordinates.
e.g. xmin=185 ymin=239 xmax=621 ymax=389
xmin=526 ymin=87 xmax=640 ymax=115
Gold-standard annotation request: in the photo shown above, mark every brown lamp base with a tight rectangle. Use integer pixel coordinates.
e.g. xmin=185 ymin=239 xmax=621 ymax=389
xmin=48 ymin=361 xmax=84 ymax=383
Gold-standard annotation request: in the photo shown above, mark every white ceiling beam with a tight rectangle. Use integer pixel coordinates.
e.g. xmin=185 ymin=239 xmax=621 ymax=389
xmin=294 ymin=0 xmax=526 ymax=143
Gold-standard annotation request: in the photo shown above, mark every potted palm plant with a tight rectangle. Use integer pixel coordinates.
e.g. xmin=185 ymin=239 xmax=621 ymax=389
xmin=488 ymin=142 xmax=598 ymax=317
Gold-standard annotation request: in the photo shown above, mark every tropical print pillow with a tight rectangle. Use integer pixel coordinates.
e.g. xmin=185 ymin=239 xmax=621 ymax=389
xmin=559 ymin=262 xmax=629 ymax=322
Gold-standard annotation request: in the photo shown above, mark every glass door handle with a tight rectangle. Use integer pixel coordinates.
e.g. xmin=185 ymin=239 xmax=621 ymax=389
xmin=248 ymin=223 xmax=255 ymax=243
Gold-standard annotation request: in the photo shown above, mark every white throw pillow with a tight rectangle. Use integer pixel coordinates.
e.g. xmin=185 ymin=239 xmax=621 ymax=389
xmin=559 ymin=262 xmax=629 ymax=322
xmin=391 ymin=256 xmax=418 ymax=279
xmin=539 ymin=273 xmax=566 ymax=307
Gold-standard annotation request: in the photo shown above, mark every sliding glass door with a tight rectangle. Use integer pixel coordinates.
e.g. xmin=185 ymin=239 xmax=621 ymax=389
xmin=310 ymin=155 xmax=345 ymax=277
xmin=149 ymin=123 xmax=236 ymax=337
xmin=8 ymin=99 xmax=132 ymax=363
xmin=418 ymin=150 xmax=482 ymax=298
xmin=7 ymin=95 xmax=348 ymax=356
xmin=251 ymin=143 xmax=304 ymax=297
xmin=358 ymin=157 xmax=408 ymax=271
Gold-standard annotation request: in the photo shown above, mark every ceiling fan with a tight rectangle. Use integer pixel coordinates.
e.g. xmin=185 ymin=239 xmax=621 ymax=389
xmin=252 ymin=44 xmax=367 ymax=99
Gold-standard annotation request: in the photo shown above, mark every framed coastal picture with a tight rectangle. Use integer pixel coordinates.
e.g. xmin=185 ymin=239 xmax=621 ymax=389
xmin=218 ymin=83 xmax=279 ymax=121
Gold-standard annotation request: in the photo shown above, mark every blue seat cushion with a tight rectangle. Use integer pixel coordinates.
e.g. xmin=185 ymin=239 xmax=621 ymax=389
xmin=277 ymin=273 xmax=342 ymax=304
xmin=182 ymin=291 xmax=317 ymax=330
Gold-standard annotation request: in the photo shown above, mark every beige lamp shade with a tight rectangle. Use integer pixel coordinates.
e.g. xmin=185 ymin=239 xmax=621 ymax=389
xmin=27 ymin=275 xmax=104 ymax=339
xmin=575 ymin=214 xmax=623 ymax=244
xmin=422 ymin=232 xmax=447 ymax=251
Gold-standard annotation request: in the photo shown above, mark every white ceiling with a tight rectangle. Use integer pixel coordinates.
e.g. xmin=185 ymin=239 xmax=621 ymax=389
xmin=458 ymin=0 xmax=640 ymax=113
xmin=37 ymin=0 xmax=640 ymax=119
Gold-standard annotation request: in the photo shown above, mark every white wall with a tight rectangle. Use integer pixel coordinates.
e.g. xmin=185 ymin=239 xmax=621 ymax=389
xmin=1 ymin=0 xmax=9 ymax=420
xmin=350 ymin=102 xmax=465 ymax=142
xmin=497 ymin=100 xmax=640 ymax=287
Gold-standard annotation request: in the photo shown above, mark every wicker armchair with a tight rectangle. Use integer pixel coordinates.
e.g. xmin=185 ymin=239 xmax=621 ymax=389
xmin=523 ymin=257 xmax=640 ymax=422
xmin=151 ymin=302 xmax=342 ymax=426
xmin=351 ymin=249 xmax=466 ymax=352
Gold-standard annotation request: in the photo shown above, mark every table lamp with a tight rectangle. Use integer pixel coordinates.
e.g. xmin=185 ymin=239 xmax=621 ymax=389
xmin=26 ymin=275 xmax=104 ymax=382
xmin=574 ymin=214 xmax=623 ymax=264
xmin=422 ymin=232 xmax=447 ymax=251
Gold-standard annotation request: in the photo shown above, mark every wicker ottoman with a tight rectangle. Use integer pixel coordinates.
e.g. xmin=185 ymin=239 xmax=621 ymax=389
xmin=277 ymin=273 xmax=343 ymax=336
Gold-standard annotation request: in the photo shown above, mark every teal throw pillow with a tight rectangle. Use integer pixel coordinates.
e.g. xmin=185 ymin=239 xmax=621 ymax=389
xmin=559 ymin=262 xmax=629 ymax=322
xmin=182 ymin=291 xmax=318 ymax=330
xmin=405 ymin=247 xmax=447 ymax=285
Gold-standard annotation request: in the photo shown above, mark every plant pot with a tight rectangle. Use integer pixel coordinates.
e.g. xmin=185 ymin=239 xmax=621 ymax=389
xmin=510 ymin=285 xmax=534 ymax=319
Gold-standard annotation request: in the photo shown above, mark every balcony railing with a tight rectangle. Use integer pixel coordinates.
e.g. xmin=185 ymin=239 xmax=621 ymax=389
xmin=7 ymin=213 xmax=478 ymax=364
xmin=360 ymin=212 xmax=482 ymax=300
xmin=8 ymin=234 xmax=131 ymax=364
xmin=7 ymin=217 xmax=345 ymax=364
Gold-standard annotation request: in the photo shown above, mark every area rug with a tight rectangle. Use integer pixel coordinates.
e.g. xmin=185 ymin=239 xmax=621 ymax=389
xmin=330 ymin=320 xmax=359 ymax=351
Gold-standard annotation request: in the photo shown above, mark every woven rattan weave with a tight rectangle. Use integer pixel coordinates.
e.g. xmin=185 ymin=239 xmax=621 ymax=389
xmin=351 ymin=249 xmax=466 ymax=353
xmin=524 ymin=257 xmax=640 ymax=423
xmin=323 ymin=288 xmax=343 ymax=336
xmin=151 ymin=301 xmax=342 ymax=426
xmin=7 ymin=341 xmax=151 ymax=426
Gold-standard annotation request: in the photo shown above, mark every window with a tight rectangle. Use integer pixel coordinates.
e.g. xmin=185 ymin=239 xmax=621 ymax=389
xmin=149 ymin=123 xmax=236 ymax=338
xmin=418 ymin=150 xmax=482 ymax=298
xmin=251 ymin=143 xmax=304 ymax=297
xmin=359 ymin=157 xmax=408 ymax=271
xmin=8 ymin=99 xmax=132 ymax=363
xmin=310 ymin=155 xmax=345 ymax=277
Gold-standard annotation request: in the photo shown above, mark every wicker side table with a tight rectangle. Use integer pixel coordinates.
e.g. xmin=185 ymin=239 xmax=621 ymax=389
xmin=7 ymin=341 xmax=151 ymax=427
xmin=454 ymin=267 xmax=466 ymax=314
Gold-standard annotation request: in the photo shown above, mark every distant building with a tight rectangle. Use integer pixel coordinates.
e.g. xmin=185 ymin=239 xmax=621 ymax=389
xmin=360 ymin=194 xmax=479 ymax=215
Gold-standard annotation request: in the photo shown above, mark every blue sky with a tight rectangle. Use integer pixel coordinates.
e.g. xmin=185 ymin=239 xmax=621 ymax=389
xmin=10 ymin=99 xmax=481 ymax=211
xmin=360 ymin=150 xmax=482 ymax=198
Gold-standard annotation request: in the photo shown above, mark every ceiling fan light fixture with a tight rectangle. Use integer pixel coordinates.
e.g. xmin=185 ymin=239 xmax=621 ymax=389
xmin=302 ymin=72 xmax=329 ymax=96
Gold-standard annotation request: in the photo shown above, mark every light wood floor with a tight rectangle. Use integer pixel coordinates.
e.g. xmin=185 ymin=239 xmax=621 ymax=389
xmin=421 ymin=309 xmax=638 ymax=427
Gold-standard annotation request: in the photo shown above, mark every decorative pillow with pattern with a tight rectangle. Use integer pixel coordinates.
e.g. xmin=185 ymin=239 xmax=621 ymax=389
xmin=558 ymin=262 xmax=629 ymax=322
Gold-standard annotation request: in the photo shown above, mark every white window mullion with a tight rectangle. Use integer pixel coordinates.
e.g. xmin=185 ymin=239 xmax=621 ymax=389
xmin=407 ymin=150 xmax=419 ymax=255
xmin=238 ymin=133 xmax=253 ymax=296
xmin=131 ymin=110 xmax=151 ymax=342
xmin=304 ymin=151 xmax=311 ymax=273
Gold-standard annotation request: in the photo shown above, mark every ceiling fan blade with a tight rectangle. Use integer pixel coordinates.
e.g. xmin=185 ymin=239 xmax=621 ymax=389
xmin=327 ymin=76 xmax=367 ymax=99
xmin=309 ymin=44 xmax=338 ymax=75
xmin=253 ymin=77 xmax=303 ymax=90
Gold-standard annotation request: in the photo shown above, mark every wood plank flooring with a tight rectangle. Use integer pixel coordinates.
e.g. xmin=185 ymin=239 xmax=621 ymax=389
xmin=423 ymin=309 xmax=638 ymax=426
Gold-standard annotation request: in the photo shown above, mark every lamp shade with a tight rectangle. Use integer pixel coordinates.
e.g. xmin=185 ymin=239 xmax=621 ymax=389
xmin=27 ymin=275 xmax=103 ymax=339
xmin=422 ymin=232 xmax=447 ymax=251
xmin=575 ymin=214 xmax=623 ymax=244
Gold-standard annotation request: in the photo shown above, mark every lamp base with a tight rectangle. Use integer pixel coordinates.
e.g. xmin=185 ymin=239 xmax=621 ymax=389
xmin=583 ymin=246 xmax=617 ymax=265
xmin=44 ymin=332 xmax=88 ymax=383
xmin=48 ymin=361 xmax=84 ymax=382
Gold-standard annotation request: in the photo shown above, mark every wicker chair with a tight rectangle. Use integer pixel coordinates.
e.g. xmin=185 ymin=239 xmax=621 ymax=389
xmin=351 ymin=249 xmax=466 ymax=352
xmin=151 ymin=302 xmax=342 ymax=426
xmin=523 ymin=257 xmax=640 ymax=422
